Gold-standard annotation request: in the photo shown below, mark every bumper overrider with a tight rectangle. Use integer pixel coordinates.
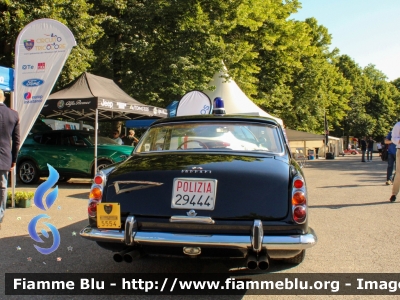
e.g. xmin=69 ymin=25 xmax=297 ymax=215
xmin=80 ymin=217 xmax=317 ymax=258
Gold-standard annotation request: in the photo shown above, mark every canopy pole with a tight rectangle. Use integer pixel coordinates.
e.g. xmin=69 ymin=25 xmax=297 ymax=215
xmin=94 ymin=108 xmax=98 ymax=174
xmin=10 ymin=91 xmax=15 ymax=208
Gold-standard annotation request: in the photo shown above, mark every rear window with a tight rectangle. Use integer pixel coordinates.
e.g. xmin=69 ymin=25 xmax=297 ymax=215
xmin=135 ymin=121 xmax=283 ymax=153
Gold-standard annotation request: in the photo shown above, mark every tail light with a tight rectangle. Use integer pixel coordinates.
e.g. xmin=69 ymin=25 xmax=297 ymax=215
xmin=88 ymin=171 xmax=107 ymax=218
xmin=94 ymin=175 xmax=103 ymax=185
xmin=88 ymin=201 xmax=98 ymax=217
xmin=89 ymin=186 xmax=102 ymax=200
xmin=291 ymin=176 xmax=307 ymax=224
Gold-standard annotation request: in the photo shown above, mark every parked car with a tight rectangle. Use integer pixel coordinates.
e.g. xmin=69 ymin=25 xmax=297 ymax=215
xmin=17 ymin=130 xmax=133 ymax=184
xmin=80 ymin=113 xmax=317 ymax=270
xmin=342 ymin=149 xmax=359 ymax=155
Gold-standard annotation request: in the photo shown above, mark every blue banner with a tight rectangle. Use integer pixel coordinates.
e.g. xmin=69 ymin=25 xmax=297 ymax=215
xmin=0 ymin=66 xmax=14 ymax=91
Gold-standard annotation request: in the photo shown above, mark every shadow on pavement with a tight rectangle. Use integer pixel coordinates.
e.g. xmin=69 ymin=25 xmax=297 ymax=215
xmin=310 ymin=200 xmax=395 ymax=209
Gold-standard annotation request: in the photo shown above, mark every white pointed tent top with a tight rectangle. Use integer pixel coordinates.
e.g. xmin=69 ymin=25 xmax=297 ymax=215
xmin=203 ymin=67 xmax=284 ymax=126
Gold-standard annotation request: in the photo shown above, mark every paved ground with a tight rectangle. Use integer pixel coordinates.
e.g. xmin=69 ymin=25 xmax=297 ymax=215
xmin=0 ymin=154 xmax=398 ymax=299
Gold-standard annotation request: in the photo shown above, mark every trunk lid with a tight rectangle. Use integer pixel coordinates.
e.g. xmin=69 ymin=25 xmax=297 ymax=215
xmin=104 ymin=152 xmax=290 ymax=220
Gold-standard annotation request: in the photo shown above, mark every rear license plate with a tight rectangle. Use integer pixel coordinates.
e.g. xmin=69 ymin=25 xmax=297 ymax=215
xmin=97 ymin=203 xmax=121 ymax=229
xmin=171 ymin=178 xmax=217 ymax=210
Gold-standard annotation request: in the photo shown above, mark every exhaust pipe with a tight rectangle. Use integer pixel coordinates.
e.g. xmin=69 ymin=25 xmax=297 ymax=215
xmin=246 ymin=254 xmax=258 ymax=270
xmin=123 ymin=250 xmax=141 ymax=263
xmin=257 ymin=255 xmax=269 ymax=270
xmin=113 ymin=249 xmax=130 ymax=263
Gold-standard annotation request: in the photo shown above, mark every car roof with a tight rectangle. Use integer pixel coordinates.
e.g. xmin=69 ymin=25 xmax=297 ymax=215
xmin=33 ymin=130 xmax=94 ymax=134
xmin=151 ymin=114 xmax=280 ymax=126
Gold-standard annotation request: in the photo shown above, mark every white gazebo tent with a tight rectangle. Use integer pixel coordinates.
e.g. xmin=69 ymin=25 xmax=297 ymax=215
xmin=203 ymin=67 xmax=284 ymax=126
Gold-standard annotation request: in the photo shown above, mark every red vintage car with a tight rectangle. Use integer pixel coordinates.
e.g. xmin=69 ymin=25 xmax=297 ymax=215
xmin=342 ymin=149 xmax=359 ymax=155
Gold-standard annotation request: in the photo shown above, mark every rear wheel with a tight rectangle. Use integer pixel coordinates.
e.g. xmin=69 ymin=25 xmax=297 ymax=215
xmin=351 ymin=151 xmax=356 ymax=155
xmin=283 ymin=250 xmax=305 ymax=264
xmin=18 ymin=160 xmax=40 ymax=184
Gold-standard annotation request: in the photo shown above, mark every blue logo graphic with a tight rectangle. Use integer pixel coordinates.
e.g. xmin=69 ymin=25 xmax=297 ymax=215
xmin=22 ymin=78 xmax=44 ymax=87
xmin=200 ymin=105 xmax=210 ymax=114
xmin=22 ymin=65 xmax=34 ymax=70
xmin=28 ymin=164 xmax=60 ymax=255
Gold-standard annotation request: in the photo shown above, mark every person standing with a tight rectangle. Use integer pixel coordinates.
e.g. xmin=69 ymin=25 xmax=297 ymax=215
xmin=360 ymin=136 xmax=367 ymax=162
xmin=122 ymin=129 xmax=139 ymax=146
xmin=389 ymin=121 xmax=400 ymax=202
xmin=111 ymin=130 xmax=123 ymax=145
xmin=0 ymin=89 xmax=20 ymax=227
xmin=377 ymin=141 xmax=383 ymax=157
xmin=366 ymin=137 xmax=374 ymax=161
xmin=385 ymin=131 xmax=396 ymax=185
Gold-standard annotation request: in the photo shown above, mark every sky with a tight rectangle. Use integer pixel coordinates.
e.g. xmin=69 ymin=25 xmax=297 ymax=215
xmin=292 ymin=0 xmax=400 ymax=81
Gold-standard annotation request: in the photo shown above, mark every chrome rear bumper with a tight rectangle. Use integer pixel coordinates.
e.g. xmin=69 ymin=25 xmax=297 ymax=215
xmin=80 ymin=218 xmax=317 ymax=252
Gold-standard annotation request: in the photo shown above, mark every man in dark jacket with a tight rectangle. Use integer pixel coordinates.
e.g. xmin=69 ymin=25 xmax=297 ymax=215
xmin=367 ymin=137 xmax=375 ymax=161
xmin=0 ymin=90 xmax=20 ymax=226
xmin=360 ymin=136 xmax=367 ymax=162
xmin=385 ymin=131 xmax=397 ymax=185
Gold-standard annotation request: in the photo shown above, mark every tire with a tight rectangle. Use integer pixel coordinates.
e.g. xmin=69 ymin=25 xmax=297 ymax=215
xmin=351 ymin=151 xmax=356 ymax=155
xmin=283 ymin=250 xmax=305 ymax=264
xmin=18 ymin=160 xmax=40 ymax=184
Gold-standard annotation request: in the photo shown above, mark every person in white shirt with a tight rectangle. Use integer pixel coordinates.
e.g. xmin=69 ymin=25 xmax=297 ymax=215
xmin=377 ymin=142 xmax=383 ymax=157
xmin=111 ymin=130 xmax=123 ymax=145
xmin=389 ymin=121 xmax=400 ymax=202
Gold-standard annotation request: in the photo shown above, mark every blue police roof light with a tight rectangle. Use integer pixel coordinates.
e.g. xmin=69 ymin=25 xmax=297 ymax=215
xmin=212 ymin=97 xmax=226 ymax=115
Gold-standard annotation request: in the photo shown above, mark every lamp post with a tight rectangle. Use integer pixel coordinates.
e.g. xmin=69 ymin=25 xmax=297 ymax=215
xmin=324 ymin=110 xmax=329 ymax=146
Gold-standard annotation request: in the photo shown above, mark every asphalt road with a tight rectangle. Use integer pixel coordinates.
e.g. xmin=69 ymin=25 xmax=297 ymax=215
xmin=0 ymin=154 xmax=398 ymax=299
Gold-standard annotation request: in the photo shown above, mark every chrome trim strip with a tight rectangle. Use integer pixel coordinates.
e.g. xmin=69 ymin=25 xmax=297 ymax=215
xmin=80 ymin=226 xmax=317 ymax=250
xmin=124 ymin=216 xmax=137 ymax=245
xmin=113 ymin=181 xmax=163 ymax=194
xmin=251 ymin=219 xmax=263 ymax=252
xmin=134 ymin=232 xmax=250 ymax=248
xmin=80 ymin=227 xmax=124 ymax=243
xmin=170 ymin=216 xmax=215 ymax=224
xmin=262 ymin=227 xmax=318 ymax=250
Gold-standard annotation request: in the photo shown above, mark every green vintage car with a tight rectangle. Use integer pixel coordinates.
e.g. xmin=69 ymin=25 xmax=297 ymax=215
xmin=17 ymin=130 xmax=134 ymax=184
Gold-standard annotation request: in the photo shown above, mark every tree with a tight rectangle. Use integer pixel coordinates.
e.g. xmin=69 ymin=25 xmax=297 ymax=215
xmin=363 ymin=64 xmax=400 ymax=137
xmin=391 ymin=77 xmax=400 ymax=92
xmin=335 ymin=55 xmax=373 ymax=137
xmin=259 ymin=17 xmax=351 ymax=133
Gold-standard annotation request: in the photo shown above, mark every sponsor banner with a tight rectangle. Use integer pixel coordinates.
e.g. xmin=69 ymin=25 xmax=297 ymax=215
xmin=14 ymin=18 xmax=76 ymax=144
xmin=41 ymin=97 xmax=168 ymax=118
xmin=42 ymin=97 xmax=97 ymax=112
xmin=0 ymin=66 xmax=14 ymax=91
xmin=97 ymin=98 xmax=168 ymax=117
xmin=7 ymin=273 xmax=400 ymax=295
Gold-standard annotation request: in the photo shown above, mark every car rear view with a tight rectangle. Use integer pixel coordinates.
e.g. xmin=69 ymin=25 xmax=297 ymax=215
xmin=80 ymin=115 xmax=317 ymax=270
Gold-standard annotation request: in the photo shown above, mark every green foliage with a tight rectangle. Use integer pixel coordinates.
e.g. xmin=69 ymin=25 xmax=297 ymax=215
xmin=0 ymin=0 xmax=399 ymax=139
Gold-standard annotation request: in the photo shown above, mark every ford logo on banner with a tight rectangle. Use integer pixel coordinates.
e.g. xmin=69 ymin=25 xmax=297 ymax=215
xmin=22 ymin=78 xmax=44 ymax=87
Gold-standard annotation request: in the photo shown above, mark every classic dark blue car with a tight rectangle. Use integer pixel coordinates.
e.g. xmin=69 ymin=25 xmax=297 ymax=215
xmin=80 ymin=112 xmax=317 ymax=270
